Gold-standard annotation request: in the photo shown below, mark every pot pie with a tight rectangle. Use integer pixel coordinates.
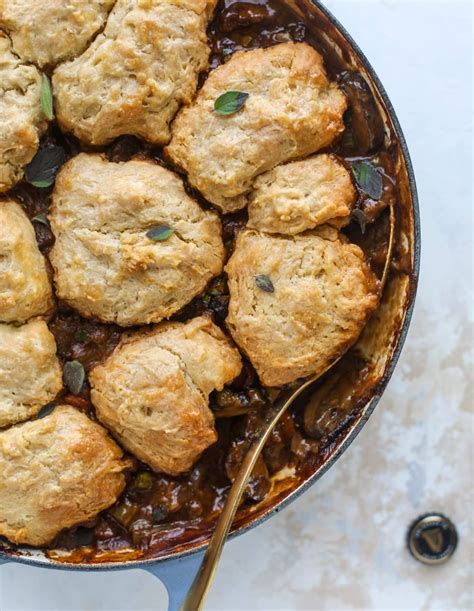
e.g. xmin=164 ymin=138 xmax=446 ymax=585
xmin=0 ymin=0 xmax=397 ymax=554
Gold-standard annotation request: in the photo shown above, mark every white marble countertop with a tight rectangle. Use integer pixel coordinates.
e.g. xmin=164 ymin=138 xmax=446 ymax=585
xmin=1 ymin=1 xmax=472 ymax=609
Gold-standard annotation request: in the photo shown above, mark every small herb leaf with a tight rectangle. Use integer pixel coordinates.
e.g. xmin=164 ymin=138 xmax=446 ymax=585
xmin=255 ymin=274 xmax=274 ymax=293
xmin=214 ymin=91 xmax=249 ymax=116
xmin=37 ymin=402 xmax=56 ymax=419
xmin=146 ymin=225 xmax=174 ymax=241
xmin=134 ymin=471 xmax=154 ymax=491
xmin=63 ymin=360 xmax=85 ymax=395
xmin=25 ymin=145 xmax=66 ymax=188
xmin=351 ymin=208 xmax=369 ymax=234
xmin=74 ymin=330 xmax=89 ymax=343
xmin=152 ymin=506 xmax=167 ymax=522
xmin=31 ymin=213 xmax=50 ymax=227
xmin=40 ymin=74 xmax=54 ymax=120
xmin=31 ymin=179 xmax=54 ymax=188
xmin=351 ymin=161 xmax=383 ymax=200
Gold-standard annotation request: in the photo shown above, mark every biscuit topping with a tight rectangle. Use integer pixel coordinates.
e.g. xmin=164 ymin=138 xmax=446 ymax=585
xmin=0 ymin=0 xmax=403 ymax=556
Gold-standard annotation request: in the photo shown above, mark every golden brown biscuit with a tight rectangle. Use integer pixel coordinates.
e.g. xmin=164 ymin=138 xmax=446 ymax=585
xmin=0 ymin=405 xmax=130 ymax=546
xmin=225 ymin=228 xmax=379 ymax=387
xmin=0 ymin=199 xmax=54 ymax=323
xmin=0 ymin=320 xmax=62 ymax=428
xmin=0 ymin=0 xmax=115 ymax=68
xmin=166 ymin=42 xmax=347 ymax=212
xmin=53 ymin=0 xmax=217 ymax=146
xmin=0 ymin=33 xmax=47 ymax=192
xmin=247 ymin=155 xmax=356 ymax=235
xmin=90 ymin=316 xmax=242 ymax=475
xmin=49 ymin=154 xmax=224 ymax=327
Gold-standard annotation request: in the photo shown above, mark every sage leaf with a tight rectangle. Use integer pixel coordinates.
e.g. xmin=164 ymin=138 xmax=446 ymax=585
xmin=63 ymin=360 xmax=85 ymax=395
xmin=209 ymin=277 xmax=226 ymax=295
xmin=37 ymin=402 xmax=56 ymax=419
xmin=25 ymin=145 xmax=66 ymax=188
xmin=30 ymin=180 xmax=53 ymax=188
xmin=133 ymin=471 xmax=154 ymax=491
xmin=40 ymin=74 xmax=54 ymax=120
xmin=214 ymin=91 xmax=249 ymax=116
xmin=31 ymin=213 xmax=50 ymax=227
xmin=74 ymin=330 xmax=89 ymax=343
xmin=146 ymin=225 xmax=174 ymax=241
xmin=351 ymin=208 xmax=369 ymax=234
xmin=152 ymin=507 xmax=167 ymax=522
xmin=351 ymin=160 xmax=383 ymax=200
xmin=255 ymin=274 xmax=274 ymax=293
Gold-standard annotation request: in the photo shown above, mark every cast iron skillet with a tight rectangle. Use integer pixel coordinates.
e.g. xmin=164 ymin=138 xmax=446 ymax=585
xmin=0 ymin=1 xmax=420 ymax=608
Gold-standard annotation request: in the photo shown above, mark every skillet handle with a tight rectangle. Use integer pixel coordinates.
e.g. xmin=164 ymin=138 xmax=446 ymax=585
xmin=144 ymin=551 xmax=204 ymax=611
xmin=0 ymin=552 xmax=200 ymax=610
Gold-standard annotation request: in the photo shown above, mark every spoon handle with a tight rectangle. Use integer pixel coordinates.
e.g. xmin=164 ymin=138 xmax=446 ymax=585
xmin=180 ymin=377 xmax=320 ymax=611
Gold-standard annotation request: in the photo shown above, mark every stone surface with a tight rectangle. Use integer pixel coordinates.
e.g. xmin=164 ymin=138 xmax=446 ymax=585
xmin=0 ymin=1 xmax=472 ymax=609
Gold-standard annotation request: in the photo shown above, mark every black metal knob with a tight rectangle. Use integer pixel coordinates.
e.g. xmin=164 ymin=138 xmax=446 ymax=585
xmin=407 ymin=513 xmax=458 ymax=565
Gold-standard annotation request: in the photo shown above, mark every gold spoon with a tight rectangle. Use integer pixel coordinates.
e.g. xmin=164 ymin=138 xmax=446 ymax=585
xmin=181 ymin=201 xmax=395 ymax=611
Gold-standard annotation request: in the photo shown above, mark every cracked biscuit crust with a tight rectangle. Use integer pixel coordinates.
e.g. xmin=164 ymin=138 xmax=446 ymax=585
xmin=0 ymin=33 xmax=47 ymax=193
xmin=0 ymin=0 xmax=115 ymax=68
xmin=225 ymin=228 xmax=379 ymax=387
xmin=48 ymin=154 xmax=225 ymax=327
xmin=166 ymin=42 xmax=347 ymax=213
xmin=90 ymin=316 xmax=242 ymax=475
xmin=0 ymin=405 xmax=130 ymax=546
xmin=53 ymin=0 xmax=218 ymax=146
xmin=247 ymin=155 xmax=356 ymax=235
xmin=0 ymin=199 xmax=54 ymax=324
xmin=0 ymin=320 xmax=62 ymax=428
